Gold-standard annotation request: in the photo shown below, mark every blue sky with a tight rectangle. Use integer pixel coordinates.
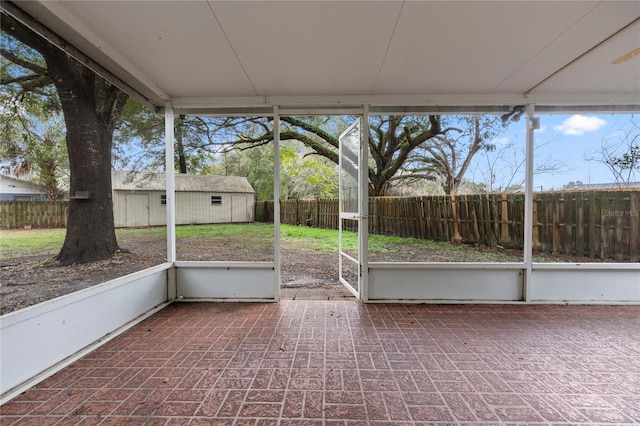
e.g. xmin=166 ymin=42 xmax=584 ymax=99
xmin=469 ymin=113 xmax=638 ymax=191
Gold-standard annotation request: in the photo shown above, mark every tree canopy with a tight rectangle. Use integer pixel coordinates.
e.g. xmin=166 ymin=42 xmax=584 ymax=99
xmin=112 ymin=111 xmax=511 ymax=197
xmin=217 ymin=114 xmax=506 ymax=195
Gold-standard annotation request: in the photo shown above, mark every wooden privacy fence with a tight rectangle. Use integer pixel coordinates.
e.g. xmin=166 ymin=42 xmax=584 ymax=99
xmin=0 ymin=201 xmax=68 ymax=230
xmin=256 ymin=190 xmax=639 ymax=261
xmin=2 ymin=192 xmax=637 ymax=261
xmin=534 ymin=190 xmax=638 ymax=262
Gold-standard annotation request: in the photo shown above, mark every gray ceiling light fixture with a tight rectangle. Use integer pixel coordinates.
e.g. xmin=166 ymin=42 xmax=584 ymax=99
xmin=500 ymin=105 xmax=526 ymax=124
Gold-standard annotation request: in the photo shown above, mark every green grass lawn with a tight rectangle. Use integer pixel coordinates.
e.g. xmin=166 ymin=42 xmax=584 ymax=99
xmin=0 ymin=223 xmax=527 ymax=262
xmin=0 ymin=223 xmax=390 ymax=258
xmin=0 ymin=228 xmax=67 ymax=258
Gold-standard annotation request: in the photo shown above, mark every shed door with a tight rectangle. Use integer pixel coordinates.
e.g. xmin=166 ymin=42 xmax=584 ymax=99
xmin=125 ymin=194 xmax=150 ymax=227
xmin=231 ymin=195 xmax=248 ymax=222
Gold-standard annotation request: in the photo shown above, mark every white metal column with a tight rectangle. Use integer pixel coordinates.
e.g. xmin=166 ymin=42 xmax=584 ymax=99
xmin=359 ymin=106 xmax=369 ymax=301
xmin=523 ymin=104 xmax=536 ymax=301
xmin=164 ymin=101 xmax=176 ymax=263
xmin=273 ymin=106 xmax=281 ymax=301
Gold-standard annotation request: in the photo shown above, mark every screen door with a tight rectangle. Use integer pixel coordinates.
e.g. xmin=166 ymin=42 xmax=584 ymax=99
xmin=338 ymin=118 xmax=364 ymax=298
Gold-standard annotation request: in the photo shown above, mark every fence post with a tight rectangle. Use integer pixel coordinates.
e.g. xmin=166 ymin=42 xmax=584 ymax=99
xmin=630 ymin=191 xmax=638 ymax=262
xmin=450 ymin=194 xmax=462 ymax=243
xmin=532 ymin=193 xmax=538 ymax=252
xmin=500 ymin=193 xmax=510 ymax=245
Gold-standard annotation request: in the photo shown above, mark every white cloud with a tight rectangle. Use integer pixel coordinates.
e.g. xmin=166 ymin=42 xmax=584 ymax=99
xmin=492 ymin=136 xmax=511 ymax=147
xmin=554 ymin=115 xmax=606 ymax=136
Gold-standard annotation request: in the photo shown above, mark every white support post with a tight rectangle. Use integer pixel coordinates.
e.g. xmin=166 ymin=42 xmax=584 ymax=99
xmin=523 ymin=104 xmax=536 ymax=302
xmin=359 ymin=105 xmax=370 ymax=302
xmin=165 ymin=102 xmax=176 ymax=263
xmin=273 ymin=106 xmax=281 ymax=300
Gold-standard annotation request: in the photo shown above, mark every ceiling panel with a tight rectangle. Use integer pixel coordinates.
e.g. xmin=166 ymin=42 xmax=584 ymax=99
xmin=60 ymin=1 xmax=255 ymax=97
xmin=499 ymin=1 xmax=640 ymax=95
xmin=8 ymin=0 xmax=640 ymax=109
xmin=533 ymin=20 xmax=640 ymax=95
xmin=211 ymin=1 xmax=402 ymax=96
xmin=374 ymin=1 xmax=604 ymax=95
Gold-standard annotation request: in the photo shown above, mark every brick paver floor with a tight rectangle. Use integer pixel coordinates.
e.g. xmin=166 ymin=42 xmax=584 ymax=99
xmin=1 ymin=301 xmax=639 ymax=425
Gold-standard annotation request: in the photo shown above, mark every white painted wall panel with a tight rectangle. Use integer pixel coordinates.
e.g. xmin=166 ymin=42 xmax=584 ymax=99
xmin=175 ymin=262 xmax=276 ymax=300
xmin=368 ymin=263 xmax=523 ymax=301
xmin=0 ymin=264 xmax=171 ymax=402
xmin=531 ymin=267 xmax=640 ymax=302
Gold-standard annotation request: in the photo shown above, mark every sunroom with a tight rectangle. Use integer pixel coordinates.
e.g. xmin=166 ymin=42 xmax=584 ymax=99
xmin=1 ymin=0 xmax=639 ymax=414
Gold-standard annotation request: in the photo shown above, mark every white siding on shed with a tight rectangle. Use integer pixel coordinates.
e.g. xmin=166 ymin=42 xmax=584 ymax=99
xmin=176 ymin=192 xmax=231 ymax=224
xmin=113 ymin=190 xmax=255 ymax=228
xmin=112 ymin=171 xmax=255 ymax=228
xmin=125 ymin=194 xmax=149 ymax=227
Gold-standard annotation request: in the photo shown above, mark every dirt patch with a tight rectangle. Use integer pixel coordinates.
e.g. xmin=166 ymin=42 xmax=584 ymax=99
xmin=0 ymin=229 xmax=600 ymax=315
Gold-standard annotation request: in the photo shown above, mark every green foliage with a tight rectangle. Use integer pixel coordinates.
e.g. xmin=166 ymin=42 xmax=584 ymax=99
xmin=1 ymin=32 xmax=68 ymax=199
xmin=210 ymin=143 xmax=275 ymax=200
xmin=280 ymin=141 xmax=338 ymax=199
xmin=114 ymin=99 xmax=230 ymax=173
xmin=2 ymin=111 xmax=67 ymax=189
xmin=113 ymin=99 xmax=164 ymax=170
xmin=209 ymin=139 xmax=337 ymax=200
xmin=111 ymin=109 xmax=510 ymax=198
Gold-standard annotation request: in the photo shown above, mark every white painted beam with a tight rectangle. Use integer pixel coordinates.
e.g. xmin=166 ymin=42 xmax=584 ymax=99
xmin=273 ymin=106 xmax=281 ymax=301
xmin=165 ymin=103 xmax=176 ymax=263
xmin=169 ymin=94 xmax=640 ymax=113
xmin=360 ymin=105 xmax=369 ymax=302
xmin=523 ymin=105 xmax=536 ymax=302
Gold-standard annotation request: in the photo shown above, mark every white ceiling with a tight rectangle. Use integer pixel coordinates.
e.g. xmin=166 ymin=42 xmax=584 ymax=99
xmin=9 ymin=0 xmax=640 ymax=112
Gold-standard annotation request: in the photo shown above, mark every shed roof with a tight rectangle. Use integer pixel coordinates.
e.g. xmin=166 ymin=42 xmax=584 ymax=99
xmin=7 ymin=1 xmax=639 ymax=114
xmin=0 ymin=174 xmax=44 ymax=193
xmin=112 ymin=171 xmax=255 ymax=194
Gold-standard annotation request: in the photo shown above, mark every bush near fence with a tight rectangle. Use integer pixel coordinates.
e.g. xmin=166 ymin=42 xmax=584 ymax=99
xmin=0 ymin=201 xmax=68 ymax=230
xmin=256 ymin=189 xmax=639 ymax=262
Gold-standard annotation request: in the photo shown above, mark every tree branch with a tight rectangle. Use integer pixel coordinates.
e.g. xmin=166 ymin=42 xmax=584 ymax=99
xmin=0 ymin=14 xmax=53 ymax=67
xmin=0 ymin=47 xmax=48 ymax=76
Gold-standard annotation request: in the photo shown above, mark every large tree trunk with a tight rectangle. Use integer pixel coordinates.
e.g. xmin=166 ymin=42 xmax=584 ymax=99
xmin=56 ymin=79 xmax=120 ymax=263
xmin=51 ymin=59 xmax=125 ymax=264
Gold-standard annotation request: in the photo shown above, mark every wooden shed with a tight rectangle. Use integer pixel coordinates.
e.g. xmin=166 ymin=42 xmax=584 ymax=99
xmin=112 ymin=170 xmax=255 ymax=228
